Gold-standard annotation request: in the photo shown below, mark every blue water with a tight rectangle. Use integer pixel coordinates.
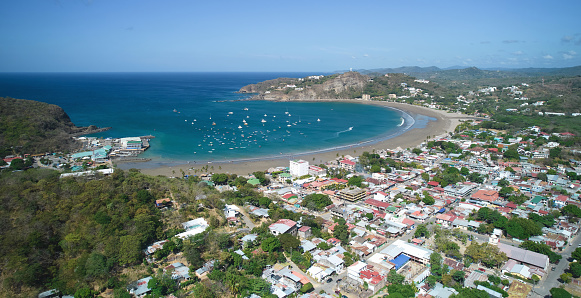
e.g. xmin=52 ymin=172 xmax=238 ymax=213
xmin=0 ymin=72 xmax=410 ymax=164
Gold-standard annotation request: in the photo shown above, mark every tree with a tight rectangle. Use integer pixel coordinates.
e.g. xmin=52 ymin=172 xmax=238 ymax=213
xmin=414 ymin=224 xmax=429 ymax=238
xmin=498 ymin=178 xmax=509 ymax=187
xmin=430 ymin=252 xmax=443 ymax=279
xmin=421 ymin=172 xmax=430 ymax=182
xmin=148 ymin=272 xmax=178 ymax=296
xmin=550 ymin=287 xmax=572 ymax=298
xmin=8 ymin=158 xmax=25 ymax=170
xmin=261 ymin=237 xmax=280 ymax=253
xmin=211 ymin=173 xmax=228 ymax=185
xmin=560 ymin=273 xmax=573 ymax=283
xmin=572 ymin=247 xmax=581 ymax=262
xmin=460 ymin=167 xmax=470 ymax=176
xmin=85 ymin=252 xmax=109 ymax=278
xmin=450 ymin=288 xmax=489 ymax=298
xmin=422 ymin=195 xmax=435 ymax=205
xmin=259 ymin=197 xmax=272 ymax=207
xmin=503 ymin=149 xmax=519 ymax=160
xmin=118 ymin=235 xmax=142 ymax=265
xmin=333 ymin=222 xmax=349 ymax=243
xmin=74 ymin=287 xmax=96 ymax=298
xmin=387 ymin=283 xmax=416 ymax=298
xmin=347 ymin=175 xmax=363 ymax=187
xmin=370 ymin=164 xmax=381 ymax=173
xmin=386 ymin=269 xmax=405 ymax=284
xmin=569 ymin=262 xmax=581 ymax=278
xmin=301 ymin=194 xmax=332 ymax=211
xmin=499 ymin=186 xmax=514 ymax=198
xmin=452 ymin=270 xmax=465 ymax=284
xmin=278 ymin=234 xmax=300 ymax=252
xmin=300 ymin=283 xmax=313 ymax=293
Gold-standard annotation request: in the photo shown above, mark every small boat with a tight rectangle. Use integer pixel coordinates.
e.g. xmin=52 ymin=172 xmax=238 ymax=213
xmin=238 ymin=125 xmax=242 ymax=129
xmin=228 ymin=112 xmax=233 ymax=114
xmin=317 ymin=118 xmax=321 ymax=122
xmin=261 ymin=119 xmax=267 ymax=123
xmin=243 ymin=108 xmax=249 ymax=111
xmin=212 ymin=122 xmax=216 ymax=125
xmin=173 ymin=109 xmax=178 ymax=112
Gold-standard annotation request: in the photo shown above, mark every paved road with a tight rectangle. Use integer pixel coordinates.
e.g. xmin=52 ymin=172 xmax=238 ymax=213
xmin=533 ymin=233 xmax=580 ymax=297
xmin=237 ymin=206 xmax=256 ymax=230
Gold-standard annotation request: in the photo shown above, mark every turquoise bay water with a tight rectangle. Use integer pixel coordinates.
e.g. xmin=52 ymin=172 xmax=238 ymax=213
xmin=0 ymin=72 xmax=409 ymax=164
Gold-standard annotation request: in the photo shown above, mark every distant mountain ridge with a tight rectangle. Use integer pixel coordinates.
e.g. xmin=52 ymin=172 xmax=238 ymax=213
xmin=347 ymin=65 xmax=581 ymax=80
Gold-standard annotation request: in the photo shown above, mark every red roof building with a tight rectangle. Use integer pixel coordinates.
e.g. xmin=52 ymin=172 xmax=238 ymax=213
xmin=427 ymin=181 xmax=440 ymax=187
xmin=471 ymin=189 xmax=500 ymax=203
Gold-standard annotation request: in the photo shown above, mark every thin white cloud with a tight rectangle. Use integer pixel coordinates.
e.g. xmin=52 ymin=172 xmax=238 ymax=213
xmin=562 ymin=35 xmax=574 ymax=43
xmin=564 ymin=54 xmax=574 ymax=60
xmin=569 ymin=50 xmax=577 ymax=55
xmin=512 ymin=51 xmax=523 ymax=55
xmin=543 ymin=55 xmax=553 ymax=59
xmin=363 ymin=54 xmax=369 ymax=57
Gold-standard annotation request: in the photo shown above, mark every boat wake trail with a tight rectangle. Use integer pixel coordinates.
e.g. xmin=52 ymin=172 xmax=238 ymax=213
xmin=336 ymin=127 xmax=354 ymax=137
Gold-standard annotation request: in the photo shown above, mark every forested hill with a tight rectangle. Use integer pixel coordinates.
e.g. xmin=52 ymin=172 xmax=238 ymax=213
xmin=0 ymin=97 xmax=104 ymax=155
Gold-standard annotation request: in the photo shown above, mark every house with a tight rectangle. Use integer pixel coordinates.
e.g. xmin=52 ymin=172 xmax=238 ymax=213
xmin=359 ymin=270 xmax=386 ymax=294
xmin=320 ymin=254 xmax=344 ymax=272
xmin=224 ymin=204 xmax=240 ymax=218
xmin=155 ymin=198 xmax=171 ymax=208
xmin=435 ymin=214 xmax=456 ymax=228
xmin=269 ymin=219 xmax=298 ymax=236
xmin=240 ymin=234 xmax=258 ymax=247
xmin=164 ymin=262 xmax=191 ymax=281
xmin=127 ymin=276 xmax=152 ymax=297
xmin=298 ymin=226 xmax=312 ymax=239
xmin=176 ymin=218 xmax=209 ymax=239
xmin=347 ymin=261 xmax=368 ymax=282
xmin=307 ymin=264 xmax=334 ymax=282
xmin=248 ymin=206 xmax=270 ymax=218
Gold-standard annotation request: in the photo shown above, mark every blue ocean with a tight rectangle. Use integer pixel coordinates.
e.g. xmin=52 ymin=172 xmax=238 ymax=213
xmin=0 ymin=72 xmax=409 ymax=164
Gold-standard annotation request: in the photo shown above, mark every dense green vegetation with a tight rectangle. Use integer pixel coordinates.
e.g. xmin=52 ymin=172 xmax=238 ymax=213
xmin=300 ymin=193 xmax=332 ymax=211
xmin=0 ymin=97 xmax=105 ymax=156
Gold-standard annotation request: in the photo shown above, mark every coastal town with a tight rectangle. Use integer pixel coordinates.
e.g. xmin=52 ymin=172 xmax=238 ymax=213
xmin=17 ymin=118 xmax=581 ymax=298
xmin=3 ymin=73 xmax=581 ymax=298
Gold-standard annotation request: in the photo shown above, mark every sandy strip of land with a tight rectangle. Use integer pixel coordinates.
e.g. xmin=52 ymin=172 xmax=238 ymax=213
xmin=138 ymin=102 xmax=474 ymax=177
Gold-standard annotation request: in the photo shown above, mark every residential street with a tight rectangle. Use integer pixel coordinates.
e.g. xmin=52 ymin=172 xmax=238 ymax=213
xmin=533 ymin=233 xmax=580 ymax=297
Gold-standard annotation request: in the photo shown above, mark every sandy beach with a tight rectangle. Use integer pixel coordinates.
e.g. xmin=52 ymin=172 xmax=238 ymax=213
xmin=137 ymin=101 xmax=474 ymax=177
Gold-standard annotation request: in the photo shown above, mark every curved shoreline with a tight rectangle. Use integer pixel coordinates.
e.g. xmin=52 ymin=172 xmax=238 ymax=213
xmin=135 ymin=101 xmax=473 ymax=176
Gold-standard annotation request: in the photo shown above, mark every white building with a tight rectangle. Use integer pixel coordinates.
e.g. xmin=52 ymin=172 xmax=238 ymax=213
xmin=290 ymin=159 xmax=309 ymax=177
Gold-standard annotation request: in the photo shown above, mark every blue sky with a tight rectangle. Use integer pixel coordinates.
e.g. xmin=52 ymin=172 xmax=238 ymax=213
xmin=1 ymin=0 xmax=580 ymax=72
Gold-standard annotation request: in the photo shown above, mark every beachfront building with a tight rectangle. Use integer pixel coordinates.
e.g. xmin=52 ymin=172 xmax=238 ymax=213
xmin=308 ymin=165 xmax=327 ymax=177
xmin=290 ymin=159 xmax=309 ymax=177
xmin=339 ymin=159 xmax=356 ymax=172
xmin=121 ymin=137 xmax=143 ymax=150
